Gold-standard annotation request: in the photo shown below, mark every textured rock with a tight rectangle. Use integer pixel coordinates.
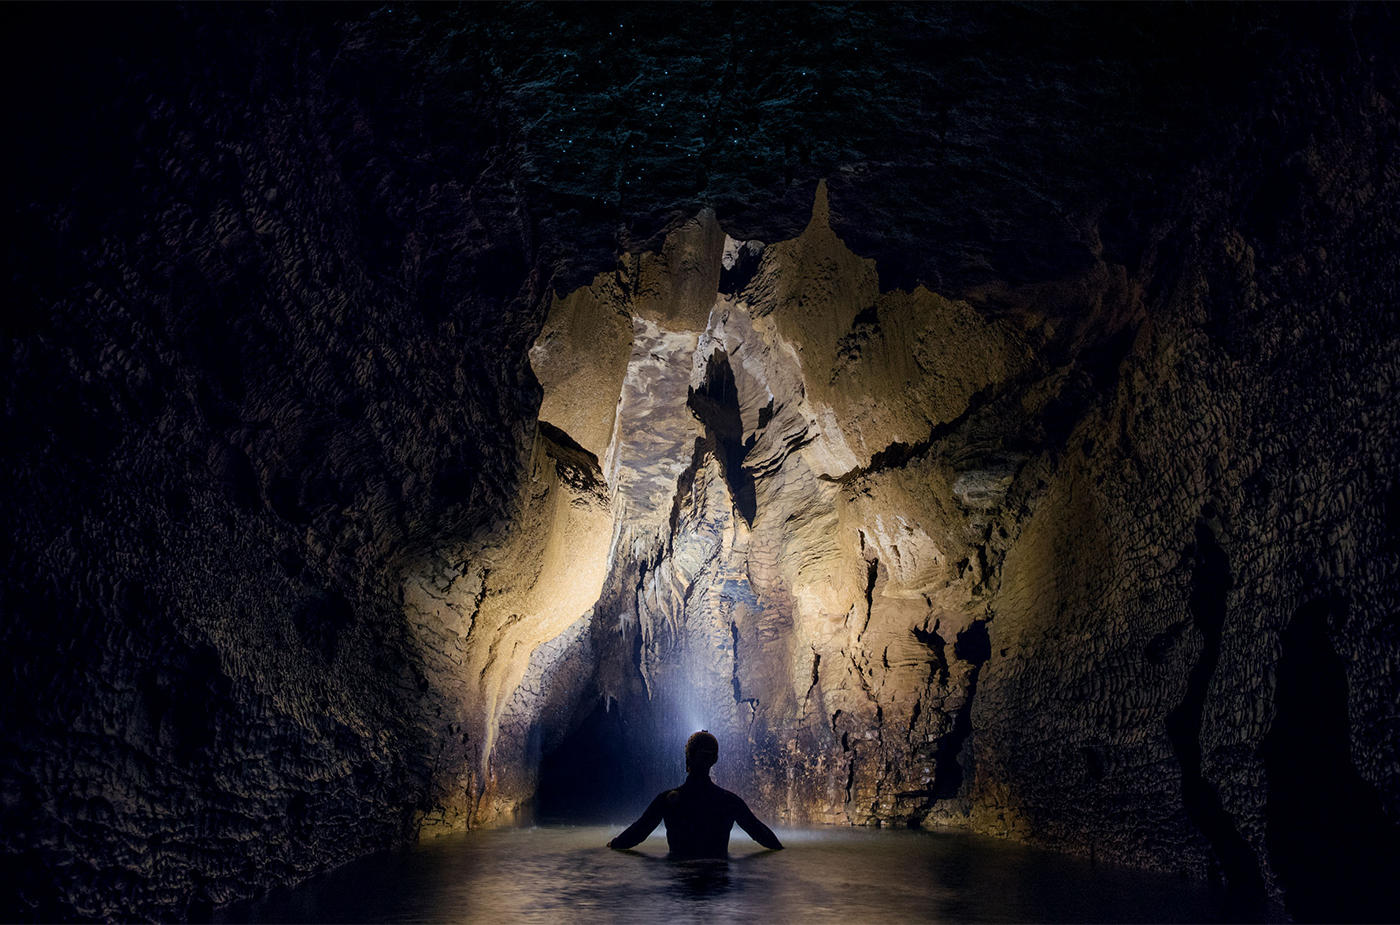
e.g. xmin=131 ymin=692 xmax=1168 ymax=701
xmin=3 ymin=3 xmax=1399 ymax=922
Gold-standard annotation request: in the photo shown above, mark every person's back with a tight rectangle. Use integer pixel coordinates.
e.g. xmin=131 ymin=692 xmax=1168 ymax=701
xmin=607 ymin=731 xmax=784 ymax=858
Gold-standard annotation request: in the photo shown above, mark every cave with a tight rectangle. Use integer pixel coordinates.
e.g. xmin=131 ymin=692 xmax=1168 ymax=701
xmin=4 ymin=3 xmax=1400 ymax=922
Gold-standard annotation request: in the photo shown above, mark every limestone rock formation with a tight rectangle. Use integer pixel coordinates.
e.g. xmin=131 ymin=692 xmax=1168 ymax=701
xmin=3 ymin=4 xmax=1399 ymax=922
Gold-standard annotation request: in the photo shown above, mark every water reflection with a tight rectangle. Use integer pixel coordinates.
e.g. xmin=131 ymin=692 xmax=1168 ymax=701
xmin=664 ymin=857 xmax=731 ymax=901
xmin=216 ymin=824 xmax=1269 ymax=924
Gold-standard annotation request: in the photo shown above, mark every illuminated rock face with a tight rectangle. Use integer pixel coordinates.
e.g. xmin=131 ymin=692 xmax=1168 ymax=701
xmin=4 ymin=4 xmax=1400 ymax=922
xmin=414 ymin=175 xmax=1400 ymax=925
xmin=427 ymin=192 xmax=1022 ymax=832
xmin=527 ymin=190 xmax=1027 ymax=829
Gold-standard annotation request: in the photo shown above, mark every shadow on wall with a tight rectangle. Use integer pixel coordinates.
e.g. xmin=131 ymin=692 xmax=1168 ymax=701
xmin=1264 ymin=594 xmax=1400 ymax=924
xmin=1164 ymin=516 xmax=1264 ymax=899
xmin=688 ymin=350 xmax=758 ymax=527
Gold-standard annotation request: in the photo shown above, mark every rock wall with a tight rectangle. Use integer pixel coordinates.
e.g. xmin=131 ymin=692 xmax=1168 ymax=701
xmin=3 ymin=3 xmax=1398 ymax=921
xmin=3 ymin=6 xmax=550 ymax=919
xmin=468 ymin=158 xmax=1399 ymax=923
xmin=965 ymin=41 xmax=1400 ymax=921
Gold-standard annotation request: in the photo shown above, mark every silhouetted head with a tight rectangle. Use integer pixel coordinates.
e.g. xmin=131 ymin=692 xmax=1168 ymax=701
xmin=685 ymin=730 xmax=719 ymax=774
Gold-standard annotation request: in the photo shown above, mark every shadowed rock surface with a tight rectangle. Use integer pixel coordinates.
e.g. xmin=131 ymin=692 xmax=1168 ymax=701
xmin=3 ymin=3 xmax=1399 ymax=921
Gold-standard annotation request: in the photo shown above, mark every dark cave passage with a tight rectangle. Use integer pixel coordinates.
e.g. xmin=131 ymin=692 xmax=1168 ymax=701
xmin=1264 ymin=595 xmax=1400 ymax=923
xmin=930 ymin=621 xmax=991 ymax=801
xmin=535 ymin=698 xmax=648 ymax=823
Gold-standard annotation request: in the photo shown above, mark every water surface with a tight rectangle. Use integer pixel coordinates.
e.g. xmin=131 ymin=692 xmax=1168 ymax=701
xmin=216 ymin=824 xmax=1257 ymax=923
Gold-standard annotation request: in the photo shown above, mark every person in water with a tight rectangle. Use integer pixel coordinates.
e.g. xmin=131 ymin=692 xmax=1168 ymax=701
xmin=607 ymin=730 xmax=784 ymax=857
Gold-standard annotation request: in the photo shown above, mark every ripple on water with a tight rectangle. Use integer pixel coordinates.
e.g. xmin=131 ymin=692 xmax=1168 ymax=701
xmin=215 ymin=824 xmax=1259 ymax=924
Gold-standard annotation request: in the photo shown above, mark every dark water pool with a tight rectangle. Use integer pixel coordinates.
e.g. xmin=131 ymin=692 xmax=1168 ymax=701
xmin=215 ymin=824 xmax=1270 ymax=923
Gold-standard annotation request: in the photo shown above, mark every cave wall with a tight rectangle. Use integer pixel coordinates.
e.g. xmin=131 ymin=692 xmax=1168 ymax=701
xmin=968 ymin=43 xmax=1400 ymax=914
xmin=969 ymin=70 xmax=1400 ymax=908
xmin=3 ymin=6 xmax=550 ymax=919
xmin=3 ymin=3 xmax=1399 ymax=921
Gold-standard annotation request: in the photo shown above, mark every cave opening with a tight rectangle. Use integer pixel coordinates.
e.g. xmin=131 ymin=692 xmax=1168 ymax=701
xmin=535 ymin=697 xmax=648 ymax=824
xmin=1263 ymin=594 xmax=1400 ymax=923
xmin=535 ymin=674 xmax=701 ymax=826
xmin=930 ymin=621 xmax=991 ymax=801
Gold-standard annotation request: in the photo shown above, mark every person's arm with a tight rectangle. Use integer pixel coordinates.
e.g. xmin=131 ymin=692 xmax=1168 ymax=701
xmin=608 ymin=793 xmax=665 ymax=849
xmin=733 ymin=797 xmax=784 ymax=850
